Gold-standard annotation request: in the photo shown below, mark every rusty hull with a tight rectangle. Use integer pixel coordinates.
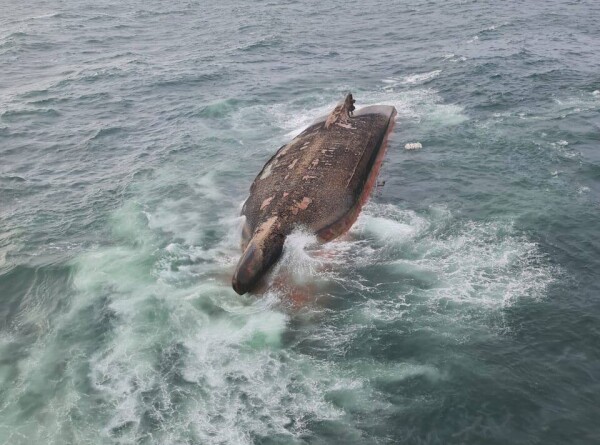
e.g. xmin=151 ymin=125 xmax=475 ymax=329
xmin=232 ymin=94 xmax=397 ymax=295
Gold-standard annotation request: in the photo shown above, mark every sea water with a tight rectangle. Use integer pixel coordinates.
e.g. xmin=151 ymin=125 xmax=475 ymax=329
xmin=1 ymin=0 xmax=599 ymax=443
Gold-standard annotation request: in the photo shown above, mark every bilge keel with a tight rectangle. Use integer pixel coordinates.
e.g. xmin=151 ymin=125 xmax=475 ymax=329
xmin=232 ymin=94 xmax=397 ymax=295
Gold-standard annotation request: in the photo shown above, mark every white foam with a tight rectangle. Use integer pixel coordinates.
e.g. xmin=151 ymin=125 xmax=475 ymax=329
xmin=426 ymin=103 xmax=468 ymax=126
xmin=63 ymin=200 xmax=353 ymax=443
xmin=363 ymin=89 xmax=468 ymax=127
xmin=401 ymin=70 xmax=442 ymax=85
xmin=353 ymin=206 xmax=429 ymax=246
xmin=394 ymin=220 xmax=554 ymax=308
xmin=7 ymin=185 xmax=556 ymax=442
xmin=238 ymin=202 xmax=556 ymax=333
xmin=549 ymin=140 xmax=579 ymax=159
xmin=272 ymin=229 xmax=322 ymax=285
xmin=194 ymin=169 xmax=223 ymax=200
xmin=361 ymin=295 xmax=411 ymax=323
xmin=237 ymin=85 xmax=467 ymax=143
xmin=553 ymin=93 xmax=600 ymax=116
xmin=232 ymin=99 xmax=337 ymax=141
xmin=311 ymin=203 xmax=555 ymax=324
xmin=443 ymin=53 xmax=468 ymax=63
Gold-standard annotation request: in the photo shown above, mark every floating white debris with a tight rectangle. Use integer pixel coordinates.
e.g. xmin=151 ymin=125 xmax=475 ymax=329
xmin=404 ymin=142 xmax=423 ymax=150
xmin=578 ymin=186 xmax=590 ymax=194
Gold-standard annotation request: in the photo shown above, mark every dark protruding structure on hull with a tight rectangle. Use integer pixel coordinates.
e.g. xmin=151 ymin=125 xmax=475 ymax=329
xmin=232 ymin=94 xmax=397 ymax=295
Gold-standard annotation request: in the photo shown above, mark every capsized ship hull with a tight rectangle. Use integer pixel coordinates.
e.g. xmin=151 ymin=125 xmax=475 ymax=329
xmin=232 ymin=94 xmax=397 ymax=295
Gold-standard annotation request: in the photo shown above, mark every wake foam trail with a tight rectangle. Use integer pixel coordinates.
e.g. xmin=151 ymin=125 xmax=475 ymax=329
xmin=31 ymin=200 xmax=345 ymax=444
xmin=1 ymin=186 xmax=556 ymax=443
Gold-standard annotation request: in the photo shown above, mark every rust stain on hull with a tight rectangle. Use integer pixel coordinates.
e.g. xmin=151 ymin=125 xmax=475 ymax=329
xmin=232 ymin=94 xmax=397 ymax=295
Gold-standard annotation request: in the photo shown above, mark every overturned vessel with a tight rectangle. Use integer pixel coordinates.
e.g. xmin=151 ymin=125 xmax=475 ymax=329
xmin=232 ymin=94 xmax=397 ymax=294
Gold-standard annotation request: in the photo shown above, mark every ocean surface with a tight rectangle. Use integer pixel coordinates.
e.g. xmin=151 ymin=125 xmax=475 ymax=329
xmin=1 ymin=0 xmax=600 ymax=443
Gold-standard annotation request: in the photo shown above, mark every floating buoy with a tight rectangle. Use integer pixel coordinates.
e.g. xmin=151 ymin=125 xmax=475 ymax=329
xmin=404 ymin=142 xmax=422 ymax=150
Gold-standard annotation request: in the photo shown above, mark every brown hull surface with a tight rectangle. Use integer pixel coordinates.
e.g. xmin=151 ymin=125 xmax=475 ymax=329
xmin=232 ymin=94 xmax=397 ymax=294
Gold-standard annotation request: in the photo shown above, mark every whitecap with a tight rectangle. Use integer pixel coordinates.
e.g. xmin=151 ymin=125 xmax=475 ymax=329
xmin=400 ymin=69 xmax=442 ymax=85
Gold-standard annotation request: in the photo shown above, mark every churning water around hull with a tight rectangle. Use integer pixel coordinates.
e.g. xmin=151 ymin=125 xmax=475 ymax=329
xmin=1 ymin=0 xmax=600 ymax=444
